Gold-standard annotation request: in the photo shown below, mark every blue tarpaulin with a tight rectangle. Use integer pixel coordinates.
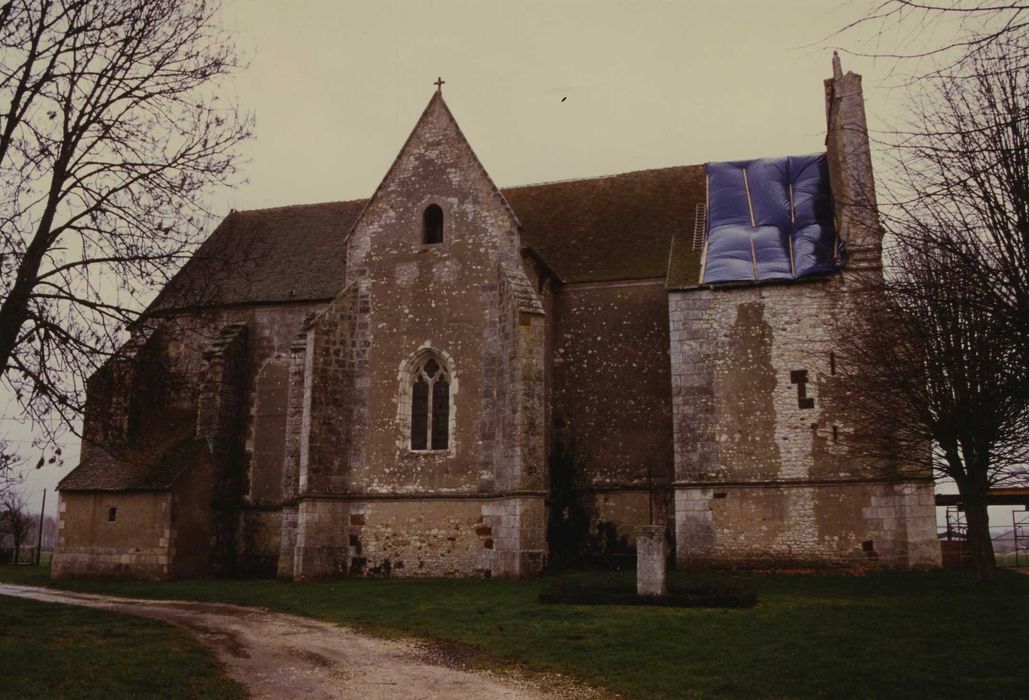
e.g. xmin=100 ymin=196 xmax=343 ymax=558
xmin=701 ymin=154 xmax=842 ymax=284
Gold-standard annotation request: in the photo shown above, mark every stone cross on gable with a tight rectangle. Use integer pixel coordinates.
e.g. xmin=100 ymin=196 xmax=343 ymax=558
xmin=434 ymin=76 xmax=445 ymax=92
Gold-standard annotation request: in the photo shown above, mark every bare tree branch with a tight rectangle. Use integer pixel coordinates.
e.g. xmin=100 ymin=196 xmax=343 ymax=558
xmin=836 ymin=43 xmax=1029 ymax=584
xmin=0 ymin=0 xmax=252 ymax=438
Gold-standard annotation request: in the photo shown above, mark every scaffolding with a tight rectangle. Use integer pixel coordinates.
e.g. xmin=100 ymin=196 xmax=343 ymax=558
xmin=938 ymin=506 xmax=1028 ymax=568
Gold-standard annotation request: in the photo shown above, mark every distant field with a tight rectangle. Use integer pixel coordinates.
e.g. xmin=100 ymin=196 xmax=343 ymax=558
xmin=995 ymin=551 xmax=1027 ymax=567
xmin=0 ymin=591 xmax=245 ymax=700
xmin=2 ymin=565 xmax=1027 ymax=699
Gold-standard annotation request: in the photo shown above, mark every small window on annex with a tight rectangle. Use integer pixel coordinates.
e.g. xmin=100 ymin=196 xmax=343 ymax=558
xmin=422 ymin=204 xmax=444 ymax=245
xmin=107 ymin=506 xmax=117 ymax=522
xmin=409 ymin=356 xmax=450 ymax=450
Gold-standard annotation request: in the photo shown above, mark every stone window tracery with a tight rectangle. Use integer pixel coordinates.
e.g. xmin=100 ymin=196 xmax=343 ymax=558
xmin=409 ymin=356 xmax=450 ymax=450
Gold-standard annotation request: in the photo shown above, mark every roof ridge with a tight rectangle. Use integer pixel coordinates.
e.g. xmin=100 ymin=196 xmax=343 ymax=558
xmin=219 ymin=165 xmax=708 ymax=218
xmin=231 ymin=198 xmax=368 ymax=216
xmin=501 ymin=163 xmax=704 ymax=191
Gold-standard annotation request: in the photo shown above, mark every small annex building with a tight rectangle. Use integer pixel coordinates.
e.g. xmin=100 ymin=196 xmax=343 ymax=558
xmin=53 ymin=58 xmax=941 ymax=580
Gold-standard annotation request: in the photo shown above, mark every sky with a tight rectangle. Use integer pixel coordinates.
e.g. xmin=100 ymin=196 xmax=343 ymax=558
xmin=219 ymin=0 xmax=884 ymax=211
xmin=4 ymin=0 xmax=1014 ymax=531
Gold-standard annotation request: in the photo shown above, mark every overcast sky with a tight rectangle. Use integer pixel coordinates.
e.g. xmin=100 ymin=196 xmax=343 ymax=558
xmin=220 ymin=0 xmax=894 ymax=211
xmin=4 ymin=0 xmax=950 ymax=517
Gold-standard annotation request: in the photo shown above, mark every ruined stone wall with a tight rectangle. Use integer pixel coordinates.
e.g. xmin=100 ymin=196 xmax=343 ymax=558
xmin=52 ymin=491 xmax=172 ymax=579
xmin=669 ymin=280 xmax=939 ymax=568
xmin=550 ymin=280 xmax=674 ymax=556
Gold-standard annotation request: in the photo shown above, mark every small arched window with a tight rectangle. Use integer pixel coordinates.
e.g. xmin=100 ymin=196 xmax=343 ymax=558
xmin=422 ymin=204 xmax=443 ymax=245
xmin=410 ymin=356 xmax=450 ymax=450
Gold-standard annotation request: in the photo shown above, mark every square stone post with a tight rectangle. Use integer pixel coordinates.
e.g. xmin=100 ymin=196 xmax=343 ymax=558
xmin=636 ymin=525 xmax=668 ymax=597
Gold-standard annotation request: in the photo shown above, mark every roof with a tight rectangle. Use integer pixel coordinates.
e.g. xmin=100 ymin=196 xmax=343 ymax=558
xmin=146 ymin=164 xmax=709 ymax=313
xmin=936 ymin=489 xmax=1029 ymax=507
xmin=59 ymin=422 xmax=206 ymax=491
xmin=148 ymin=200 xmax=365 ymax=312
xmin=507 ymin=165 xmax=707 ymax=284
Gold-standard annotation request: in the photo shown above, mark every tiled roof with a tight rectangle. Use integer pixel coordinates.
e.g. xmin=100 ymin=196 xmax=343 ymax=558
xmin=146 ymin=164 xmax=708 ymax=314
xmin=58 ymin=421 xmax=205 ymax=491
xmin=148 ymin=200 xmax=365 ymax=312
xmin=506 ymin=165 xmax=706 ymax=284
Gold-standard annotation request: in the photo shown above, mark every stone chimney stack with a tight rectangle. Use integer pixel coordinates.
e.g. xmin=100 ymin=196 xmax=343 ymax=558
xmin=824 ymin=52 xmax=883 ymax=274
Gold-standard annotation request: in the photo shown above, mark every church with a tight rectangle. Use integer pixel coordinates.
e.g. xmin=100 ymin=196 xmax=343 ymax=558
xmin=52 ymin=58 xmax=941 ymax=580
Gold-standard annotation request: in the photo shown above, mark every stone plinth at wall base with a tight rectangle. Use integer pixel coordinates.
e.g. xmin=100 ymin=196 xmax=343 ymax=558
xmin=292 ymin=545 xmax=348 ymax=580
xmin=636 ymin=525 xmax=668 ymax=597
xmin=50 ymin=550 xmax=170 ymax=581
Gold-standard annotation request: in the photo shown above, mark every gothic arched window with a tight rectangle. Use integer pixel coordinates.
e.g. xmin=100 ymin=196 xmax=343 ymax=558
xmin=422 ymin=204 xmax=443 ymax=245
xmin=410 ymin=356 xmax=450 ymax=450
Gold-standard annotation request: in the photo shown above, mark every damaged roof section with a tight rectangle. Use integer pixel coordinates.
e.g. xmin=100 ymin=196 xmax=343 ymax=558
xmin=700 ymin=154 xmax=842 ymax=285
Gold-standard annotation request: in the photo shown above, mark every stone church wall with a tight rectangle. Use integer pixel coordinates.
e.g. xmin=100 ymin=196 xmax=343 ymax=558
xmin=346 ymin=499 xmax=493 ymax=576
xmin=291 ymin=283 xmax=363 ymax=578
xmin=550 ymin=279 xmax=674 ymax=557
xmin=170 ymin=303 xmax=324 ymax=574
xmin=669 ymin=280 xmax=940 ymax=568
xmin=290 ymin=93 xmax=547 ymax=579
xmin=53 ymin=491 xmax=172 ymax=579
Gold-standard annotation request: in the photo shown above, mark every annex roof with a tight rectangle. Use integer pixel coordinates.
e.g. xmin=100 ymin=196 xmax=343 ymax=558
xmin=58 ymin=421 xmax=205 ymax=492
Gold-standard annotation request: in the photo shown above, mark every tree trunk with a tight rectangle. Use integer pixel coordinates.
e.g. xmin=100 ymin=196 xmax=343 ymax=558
xmin=961 ymin=490 xmax=998 ymax=584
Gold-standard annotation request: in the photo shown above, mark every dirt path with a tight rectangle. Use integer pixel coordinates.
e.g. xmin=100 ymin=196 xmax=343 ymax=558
xmin=0 ymin=583 xmax=599 ymax=700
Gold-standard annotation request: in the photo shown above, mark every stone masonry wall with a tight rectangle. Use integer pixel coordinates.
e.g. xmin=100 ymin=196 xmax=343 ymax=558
xmin=52 ymin=491 xmax=173 ymax=580
xmin=347 ymin=499 xmax=493 ymax=577
xmin=291 ymin=283 xmax=363 ymax=578
xmin=669 ymin=280 xmax=939 ymax=568
xmin=550 ymin=279 xmax=674 ymax=557
xmin=293 ymin=93 xmax=546 ymax=578
xmin=123 ymin=303 xmax=323 ymax=575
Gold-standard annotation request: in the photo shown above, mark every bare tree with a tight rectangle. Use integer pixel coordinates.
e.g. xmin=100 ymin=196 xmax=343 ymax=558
xmin=835 ymin=1 xmax=1029 ymax=78
xmin=26 ymin=513 xmax=57 ymax=551
xmin=0 ymin=440 xmax=19 ymax=496
xmin=0 ymin=491 xmax=32 ymax=563
xmin=0 ymin=0 xmax=251 ymax=434
xmin=889 ymin=41 xmax=1029 ymax=371
xmin=837 ymin=43 xmax=1029 ymax=584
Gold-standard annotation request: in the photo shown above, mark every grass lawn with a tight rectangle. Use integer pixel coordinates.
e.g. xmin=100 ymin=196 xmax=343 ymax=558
xmin=0 ymin=592 xmax=246 ymax=699
xmin=2 ymin=565 xmax=1027 ymax=699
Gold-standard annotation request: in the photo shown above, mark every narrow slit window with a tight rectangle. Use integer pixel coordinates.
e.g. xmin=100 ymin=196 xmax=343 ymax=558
xmin=422 ymin=204 xmax=443 ymax=244
xmin=107 ymin=506 xmax=117 ymax=522
xmin=409 ymin=355 xmax=450 ymax=450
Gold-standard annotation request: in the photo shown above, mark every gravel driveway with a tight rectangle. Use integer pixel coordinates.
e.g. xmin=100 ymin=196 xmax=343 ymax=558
xmin=0 ymin=583 xmax=600 ymax=699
